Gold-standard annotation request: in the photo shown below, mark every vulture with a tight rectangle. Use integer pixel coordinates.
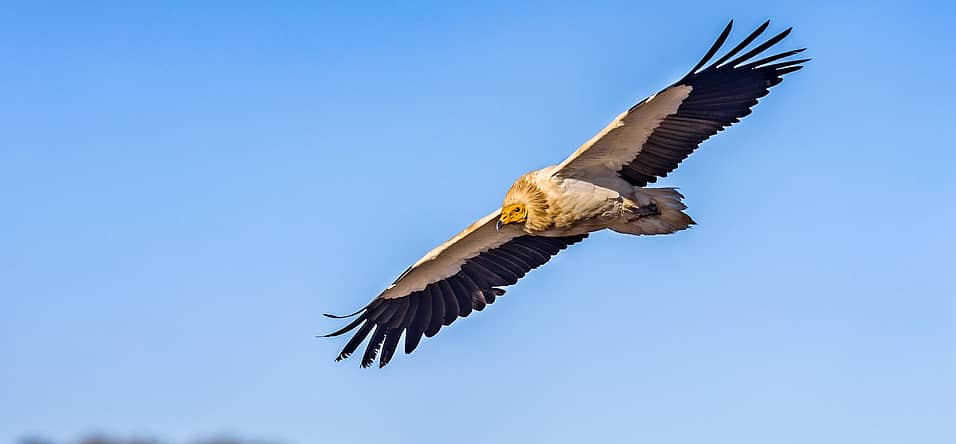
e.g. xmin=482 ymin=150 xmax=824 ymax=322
xmin=325 ymin=20 xmax=807 ymax=367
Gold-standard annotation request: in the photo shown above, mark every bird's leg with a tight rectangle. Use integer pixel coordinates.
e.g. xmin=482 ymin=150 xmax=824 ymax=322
xmin=630 ymin=202 xmax=660 ymax=218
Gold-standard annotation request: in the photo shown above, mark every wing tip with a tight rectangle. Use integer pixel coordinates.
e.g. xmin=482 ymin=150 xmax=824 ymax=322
xmin=323 ymin=309 xmax=363 ymax=319
xmin=683 ymin=20 xmax=805 ymax=81
xmin=685 ymin=19 xmax=735 ymax=76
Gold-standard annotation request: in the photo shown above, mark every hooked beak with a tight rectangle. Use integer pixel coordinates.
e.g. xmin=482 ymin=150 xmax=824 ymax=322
xmin=496 ymin=219 xmax=505 ymax=231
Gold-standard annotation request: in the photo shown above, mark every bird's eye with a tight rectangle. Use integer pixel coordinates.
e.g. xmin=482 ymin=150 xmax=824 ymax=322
xmin=513 ymin=207 xmax=521 ymax=213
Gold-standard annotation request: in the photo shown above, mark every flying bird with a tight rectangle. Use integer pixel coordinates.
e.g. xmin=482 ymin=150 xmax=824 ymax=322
xmin=325 ymin=20 xmax=807 ymax=367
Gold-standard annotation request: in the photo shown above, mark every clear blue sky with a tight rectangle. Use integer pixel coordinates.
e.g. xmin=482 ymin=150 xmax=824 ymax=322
xmin=2 ymin=1 xmax=953 ymax=443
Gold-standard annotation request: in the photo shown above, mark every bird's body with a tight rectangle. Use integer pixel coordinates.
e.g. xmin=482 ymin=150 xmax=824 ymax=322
xmin=326 ymin=20 xmax=808 ymax=367
xmin=507 ymin=166 xmax=622 ymax=236
xmin=503 ymin=167 xmax=692 ymax=238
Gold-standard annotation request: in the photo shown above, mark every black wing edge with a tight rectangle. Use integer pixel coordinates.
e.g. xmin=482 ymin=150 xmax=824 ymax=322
xmin=682 ymin=19 xmax=809 ymax=81
xmin=321 ymin=234 xmax=587 ymax=368
xmin=619 ymin=20 xmax=809 ymax=187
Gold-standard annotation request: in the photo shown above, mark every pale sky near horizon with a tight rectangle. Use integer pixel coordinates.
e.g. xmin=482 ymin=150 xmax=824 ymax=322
xmin=2 ymin=1 xmax=954 ymax=443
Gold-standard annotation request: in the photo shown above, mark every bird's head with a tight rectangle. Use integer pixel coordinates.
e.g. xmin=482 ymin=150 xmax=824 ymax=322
xmin=497 ymin=174 xmax=550 ymax=232
xmin=497 ymin=203 xmax=528 ymax=230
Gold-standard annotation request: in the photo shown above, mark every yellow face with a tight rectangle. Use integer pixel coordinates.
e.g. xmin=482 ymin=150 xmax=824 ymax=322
xmin=498 ymin=204 xmax=527 ymax=227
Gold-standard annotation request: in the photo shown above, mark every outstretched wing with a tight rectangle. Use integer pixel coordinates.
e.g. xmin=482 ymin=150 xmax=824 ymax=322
xmin=325 ymin=210 xmax=587 ymax=368
xmin=555 ymin=20 xmax=808 ymax=185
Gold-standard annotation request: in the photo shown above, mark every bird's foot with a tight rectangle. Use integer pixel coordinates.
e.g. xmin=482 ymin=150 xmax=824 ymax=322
xmin=631 ymin=202 xmax=660 ymax=218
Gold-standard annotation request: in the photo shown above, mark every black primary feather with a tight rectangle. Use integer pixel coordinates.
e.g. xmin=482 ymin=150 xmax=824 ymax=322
xmin=325 ymin=234 xmax=586 ymax=367
xmin=618 ymin=21 xmax=808 ymax=186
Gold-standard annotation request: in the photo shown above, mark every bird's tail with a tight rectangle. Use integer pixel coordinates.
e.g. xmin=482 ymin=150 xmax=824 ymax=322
xmin=611 ymin=187 xmax=695 ymax=236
